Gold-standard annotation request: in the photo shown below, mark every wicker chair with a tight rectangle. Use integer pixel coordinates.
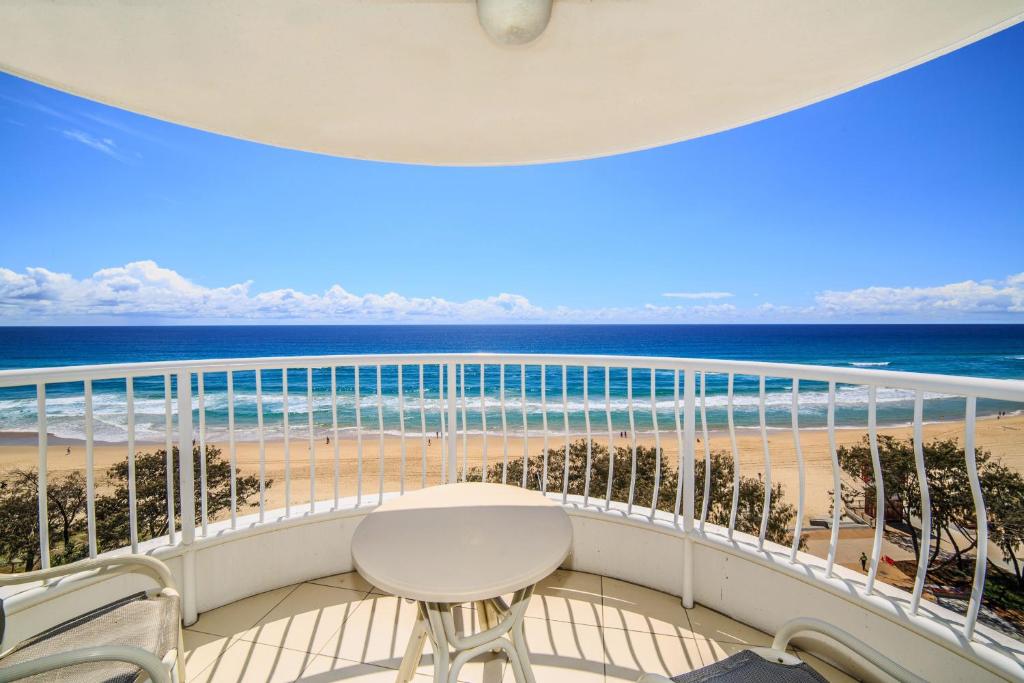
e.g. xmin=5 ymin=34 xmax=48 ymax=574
xmin=0 ymin=555 xmax=183 ymax=683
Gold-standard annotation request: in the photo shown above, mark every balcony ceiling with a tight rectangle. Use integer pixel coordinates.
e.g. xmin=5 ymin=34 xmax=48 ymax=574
xmin=1 ymin=1 xmax=1023 ymax=166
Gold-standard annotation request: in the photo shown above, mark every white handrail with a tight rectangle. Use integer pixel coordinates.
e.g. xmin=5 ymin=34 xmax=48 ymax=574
xmin=772 ymin=617 xmax=927 ymax=683
xmin=3 ymin=352 xmax=1022 ymax=401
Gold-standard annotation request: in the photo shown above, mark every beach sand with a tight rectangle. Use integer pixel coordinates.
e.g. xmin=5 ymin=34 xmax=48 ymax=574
xmin=2 ymin=414 xmax=1022 ymax=526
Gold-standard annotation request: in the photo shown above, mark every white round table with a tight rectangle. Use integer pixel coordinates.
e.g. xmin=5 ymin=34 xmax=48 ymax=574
xmin=352 ymin=483 xmax=573 ymax=683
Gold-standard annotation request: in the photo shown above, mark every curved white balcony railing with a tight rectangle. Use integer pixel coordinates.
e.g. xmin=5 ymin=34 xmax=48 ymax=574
xmin=1 ymin=354 xmax=1023 ymax=681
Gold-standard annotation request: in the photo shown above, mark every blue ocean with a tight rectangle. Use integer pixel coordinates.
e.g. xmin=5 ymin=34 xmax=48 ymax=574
xmin=0 ymin=325 xmax=1022 ymax=443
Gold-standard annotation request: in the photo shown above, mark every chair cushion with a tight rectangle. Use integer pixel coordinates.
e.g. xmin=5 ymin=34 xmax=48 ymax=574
xmin=671 ymin=649 xmax=828 ymax=682
xmin=0 ymin=591 xmax=179 ymax=683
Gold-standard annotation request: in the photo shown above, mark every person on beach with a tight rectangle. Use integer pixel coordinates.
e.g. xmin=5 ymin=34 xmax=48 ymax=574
xmin=326 ymin=436 xmax=330 ymax=445
xmin=859 ymin=552 xmax=868 ymax=571
xmin=65 ymin=446 xmax=71 ymax=457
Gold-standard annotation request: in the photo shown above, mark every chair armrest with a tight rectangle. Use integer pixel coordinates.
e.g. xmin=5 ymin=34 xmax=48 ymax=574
xmin=771 ymin=617 xmax=926 ymax=683
xmin=0 ymin=644 xmax=172 ymax=683
xmin=0 ymin=555 xmax=176 ymax=593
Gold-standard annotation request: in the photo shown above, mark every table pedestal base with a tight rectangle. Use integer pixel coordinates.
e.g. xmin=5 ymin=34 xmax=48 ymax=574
xmin=397 ymin=586 xmax=536 ymax=683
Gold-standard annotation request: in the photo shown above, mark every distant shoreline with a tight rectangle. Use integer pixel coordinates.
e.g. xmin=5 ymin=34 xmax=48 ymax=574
xmin=1 ymin=410 xmax=1018 ymax=448
xmin=3 ymin=414 xmax=1022 ymax=524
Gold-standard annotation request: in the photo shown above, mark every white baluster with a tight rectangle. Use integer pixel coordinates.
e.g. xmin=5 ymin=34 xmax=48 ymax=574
xmin=355 ymin=365 xmax=363 ymax=505
xmin=583 ymin=366 xmax=593 ymax=508
xmin=650 ymin=368 xmax=661 ymax=520
xmin=758 ymin=375 xmax=772 ymax=551
xmin=627 ymin=367 xmax=637 ymax=515
xmin=699 ymin=372 xmax=711 ymax=531
xmin=377 ymin=365 xmax=385 ymax=504
xmin=521 ymin=365 xmax=528 ymax=488
xmin=825 ymin=382 xmax=840 ymax=576
xmin=228 ymin=370 xmax=237 ymax=528
xmin=86 ymin=379 xmax=98 ymax=555
xmin=127 ymin=376 xmax=138 ymax=552
xmin=562 ymin=364 xmax=570 ymax=503
xmin=963 ymin=396 xmax=987 ymax=641
xmin=399 ymin=364 xmax=406 ymax=494
xmin=865 ymin=386 xmax=884 ymax=592
xmin=36 ymin=383 xmax=49 ymax=568
xmin=480 ymin=364 xmax=488 ymax=478
xmin=460 ymin=364 xmax=468 ymax=482
xmin=605 ymin=366 xmax=614 ymax=511
xmin=500 ymin=364 xmax=509 ymax=485
xmin=282 ymin=369 xmax=291 ymax=516
xmin=256 ymin=369 xmax=266 ymax=521
xmin=673 ymin=369 xmax=683 ymax=526
xmin=308 ymin=367 xmax=316 ymax=513
xmin=331 ymin=367 xmax=340 ymax=508
xmin=789 ymin=378 xmax=805 ymax=564
xmin=727 ymin=373 xmax=739 ymax=539
xmin=541 ymin=364 xmax=548 ymax=493
xmin=197 ymin=372 xmax=208 ymax=535
xmin=419 ymin=365 xmax=427 ymax=489
xmin=910 ymin=390 xmax=931 ymax=614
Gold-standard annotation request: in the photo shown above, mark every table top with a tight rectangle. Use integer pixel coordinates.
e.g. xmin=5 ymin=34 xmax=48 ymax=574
xmin=351 ymin=483 xmax=573 ymax=603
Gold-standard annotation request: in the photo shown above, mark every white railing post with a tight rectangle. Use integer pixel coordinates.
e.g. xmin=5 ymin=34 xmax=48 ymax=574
xmin=177 ymin=370 xmax=195 ymax=542
xmin=446 ymin=362 xmax=458 ymax=483
xmin=35 ymin=383 xmax=49 ymax=570
xmin=681 ymin=368 xmax=695 ymax=608
xmin=176 ymin=369 xmax=197 ymax=626
xmin=963 ymin=396 xmax=987 ymax=641
xmin=682 ymin=370 xmax=696 ymax=532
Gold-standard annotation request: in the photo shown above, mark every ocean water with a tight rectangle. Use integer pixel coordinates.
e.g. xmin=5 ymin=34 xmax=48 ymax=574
xmin=0 ymin=325 xmax=1022 ymax=443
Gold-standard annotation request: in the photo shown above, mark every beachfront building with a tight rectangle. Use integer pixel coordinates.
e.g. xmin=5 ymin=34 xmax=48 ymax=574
xmin=2 ymin=2 xmax=1024 ymax=682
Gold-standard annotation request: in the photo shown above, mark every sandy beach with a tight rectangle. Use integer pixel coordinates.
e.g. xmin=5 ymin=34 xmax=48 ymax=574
xmin=2 ymin=414 xmax=1022 ymax=526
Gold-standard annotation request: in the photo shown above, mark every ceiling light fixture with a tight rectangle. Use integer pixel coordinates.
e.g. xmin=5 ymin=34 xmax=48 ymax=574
xmin=477 ymin=0 xmax=553 ymax=45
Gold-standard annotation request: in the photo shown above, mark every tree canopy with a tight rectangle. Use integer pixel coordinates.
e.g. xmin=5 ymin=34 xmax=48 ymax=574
xmin=468 ymin=439 xmax=801 ymax=547
xmin=837 ymin=435 xmax=1024 ymax=587
xmin=0 ymin=444 xmax=267 ymax=571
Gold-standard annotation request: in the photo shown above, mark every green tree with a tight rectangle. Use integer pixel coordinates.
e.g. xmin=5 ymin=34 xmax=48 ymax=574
xmin=837 ymin=435 xmax=1024 ymax=580
xmin=837 ymin=435 xmax=924 ymax=558
xmin=470 ymin=439 xmax=799 ymax=547
xmin=471 ymin=440 xmax=678 ymax=513
xmin=980 ymin=460 xmax=1024 ymax=589
xmin=0 ymin=469 xmax=44 ymax=572
xmin=0 ymin=469 xmax=89 ymax=571
xmin=95 ymin=444 xmax=266 ymax=551
xmin=45 ymin=470 xmax=89 ymax=562
xmin=695 ymin=452 xmax=802 ymax=548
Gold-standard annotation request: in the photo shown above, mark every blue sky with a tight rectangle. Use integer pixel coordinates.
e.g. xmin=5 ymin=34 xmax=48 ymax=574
xmin=1 ymin=22 xmax=1022 ymax=324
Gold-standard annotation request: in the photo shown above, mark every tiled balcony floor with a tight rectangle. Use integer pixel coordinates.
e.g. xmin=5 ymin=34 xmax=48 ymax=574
xmin=182 ymin=570 xmax=855 ymax=683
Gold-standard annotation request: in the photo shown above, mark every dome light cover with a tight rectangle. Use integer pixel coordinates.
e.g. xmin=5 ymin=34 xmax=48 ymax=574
xmin=477 ymin=0 xmax=553 ymax=45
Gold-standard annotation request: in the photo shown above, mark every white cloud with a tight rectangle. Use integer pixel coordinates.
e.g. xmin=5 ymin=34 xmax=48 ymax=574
xmin=815 ymin=274 xmax=1024 ymax=317
xmin=0 ymin=94 xmax=76 ymax=124
xmin=61 ymin=129 xmax=126 ymax=161
xmin=0 ymin=261 xmax=552 ymax=323
xmin=0 ymin=262 xmax=1022 ymax=324
xmin=661 ymin=291 xmax=734 ymax=300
